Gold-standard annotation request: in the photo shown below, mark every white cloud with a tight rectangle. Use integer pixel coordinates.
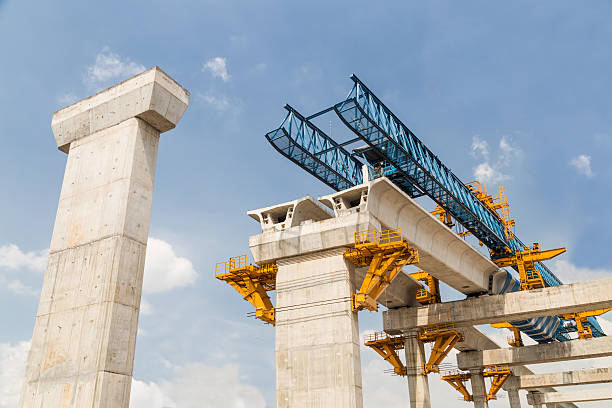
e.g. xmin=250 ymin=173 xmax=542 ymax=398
xmin=86 ymin=47 xmax=146 ymax=91
xmin=131 ymin=363 xmax=266 ymax=408
xmin=143 ymin=238 xmax=197 ymax=294
xmin=202 ymin=57 xmax=230 ymax=82
xmin=198 ymin=91 xmax=231 ymax=111
xmin=550 ymin=259 xmax=611 ymax=283
xmin=0 ymin=244 xmax=47 ymax=272
xmin=57 ymin=92 xmax=78 ymax=106
xmin=0 ymin=341 xmax=29 ymax=408
xmin=471 ymin=136 xmax=520 ymax=185
xmin=569 ymin=154 xmax=593 ymax=177
xmin=7 ymin=280 xmax=38 ymax=297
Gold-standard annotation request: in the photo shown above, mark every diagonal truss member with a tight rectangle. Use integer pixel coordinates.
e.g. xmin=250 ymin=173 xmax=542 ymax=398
xmin=363 ymin=331 xmax=407 ymax=376
xmin=441 ymin=365 xmax=512 ymax=402
xmin=215 ymin=254 xmax=277 ymax=325
xmin=344 ymin=228 xmax=419 ymax=312
xmin=410 ymin=271 xmax=441 ymax=305
xmin=417 ymin=324 xmax=464 ymax=374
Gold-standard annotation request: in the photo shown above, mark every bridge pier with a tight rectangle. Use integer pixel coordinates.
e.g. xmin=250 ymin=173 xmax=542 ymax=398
xmin=404 ymin=330 xmax=431 ymax=408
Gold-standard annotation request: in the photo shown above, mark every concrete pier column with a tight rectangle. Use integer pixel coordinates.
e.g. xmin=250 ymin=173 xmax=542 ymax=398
xmin=19 ymin=67 xmax=189 ymax=408
xmin=470 ymin=370 xmax=490 ymax=408
xmin=507 ymin=385 xmax=522 ymax=408
xmin=528 ymin=391 xmax=542 ymax=408
xmin=275 ymin=249 xmax=363 ymax=408
xmin=404 ymin=329 xmax=431 ymax=408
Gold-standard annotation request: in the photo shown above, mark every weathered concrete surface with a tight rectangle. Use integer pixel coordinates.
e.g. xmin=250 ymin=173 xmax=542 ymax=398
xmin=20 ymin=68 xmax=188 ymax=408
xmin=404 ymin=330 xmax=430 ymax=408
xmin=319 ymin=179 xmax=499 ymax=295
xmin=507 ymin=386 xmax=522 ymax=408
xmin=527 ymin=388 xmax=612 ymax=404
xmin=509 ymin=367 xmax=612 ymax=389
xmin=51 ymin=66 xmax=189 ymax=152
xmin=275 ymin=249 xmax=363 ymax=408
xmin=383 ymin=277 xmax=612 ymax=332
xmin=249 ymin=198 xmax=419 ymax=309
xmin=458 ymin=336 xmax=612 ymax=370
xmin=470 ymin=370 xmax=490 ymax=408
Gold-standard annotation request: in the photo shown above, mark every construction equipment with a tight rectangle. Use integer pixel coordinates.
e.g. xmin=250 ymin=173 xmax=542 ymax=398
xmin=417 ymin=324 xmax=464 ymax=374
xmin=558 ymin=309 xmax=612 ymax=339
xmin=363 ymin=331 xmax=407 ymax=376
xmin=410 ymin=271 xmax=441 ymax=305
xmin=344 ymin=228 xmax=419 ymax=311
xmin=491 ymin=322 xmax=524 ymax=347
xmin=492 ymin=244 xmax=566 ymax=290
xmin=441 ymin=365 xmax=512 ymax=402
xmin=264 ymin=74 xmax=605 ymax=341
xmin=215 ymin=255 xmax=277 ymax=325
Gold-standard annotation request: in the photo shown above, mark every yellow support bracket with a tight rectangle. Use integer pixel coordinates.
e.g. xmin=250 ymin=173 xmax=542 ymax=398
xmin=558 ymin=308 xmax=612 ymax=339
xmin=363 ymin=332 xmax=407 ymax=376
xmin=491 ymin=322 xmax=523 ymax=347
xmin=417 ymin=324 xmax=464 ymax=374
xmin=483 ymin=365 xmax=513 ymax=401
xmin=492 ymin=243 xmax=566 ymax=291
xmin=440 ymin=371 xmax=473 ymax=402
xmin=344 ymin=228 xmax=419 ymax=312
xmin=215 ymin=254 xmax=277 ymax=325
xmin=410 ymin=271 xmax=441 ymax=304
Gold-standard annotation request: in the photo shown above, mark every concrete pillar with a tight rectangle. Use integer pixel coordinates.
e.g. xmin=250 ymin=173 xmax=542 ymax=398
xmin=275 ymin=249 xmax=363 ymax=408
xmin=528 ymin=391 xmax=542 ymax=408
xmin=404 ymin=329 xmax=431 ymax=408
xmin=19 ymin=67 xmax=189 ymax=408
xmin=507 ymin=386 xmax=522 ymax=408
xmin=470 ymin=370 xmax=490 ymax=408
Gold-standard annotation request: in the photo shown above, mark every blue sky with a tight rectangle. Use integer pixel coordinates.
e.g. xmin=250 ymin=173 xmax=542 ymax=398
xmin=1 ymin=1 xmax=612 ymax=407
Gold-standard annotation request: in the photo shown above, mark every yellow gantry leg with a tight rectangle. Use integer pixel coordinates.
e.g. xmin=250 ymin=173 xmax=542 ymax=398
xmin=417 ymin=325 xmax=464 ymax=374
xmin=483 ymin=365 xmax=513 ymax=401
xmin=410 ymin=271 xmax=441 ymax=304
xmin=344 ymin=229 xmax=419 ymax=312
xmin=215 ymin=255 xmax=277 ymax=325
xmin=558 ymin=308 xmax=612 ymax=339
xmin=440 ymin=372 xmax=473 ymax=402
xmin=363 ymin=332 xmax=407 ymax=376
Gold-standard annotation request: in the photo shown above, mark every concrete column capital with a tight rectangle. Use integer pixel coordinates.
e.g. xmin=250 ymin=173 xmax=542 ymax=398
xmin=51 ymin=66 xmax=189 ymax=153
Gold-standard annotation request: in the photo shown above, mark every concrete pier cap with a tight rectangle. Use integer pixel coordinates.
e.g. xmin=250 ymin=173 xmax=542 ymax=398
xmin=51 ymin=66 xmax=189 ymax=153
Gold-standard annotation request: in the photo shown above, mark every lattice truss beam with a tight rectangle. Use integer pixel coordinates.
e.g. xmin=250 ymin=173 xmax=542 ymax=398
xmin=215 ymin=255 xmax=277 ymax=325
xmin=441 ymin=366 xmax=512 ymax=402
xmin=344 ymin=228 xmax=419 ymax=312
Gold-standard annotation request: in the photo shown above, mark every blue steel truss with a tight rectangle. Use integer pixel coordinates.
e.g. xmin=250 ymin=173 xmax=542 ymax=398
xmin=265 ymin=105 xmax=363 ymax=191
xmin=264 ymin=75 xmax=604 ymax=340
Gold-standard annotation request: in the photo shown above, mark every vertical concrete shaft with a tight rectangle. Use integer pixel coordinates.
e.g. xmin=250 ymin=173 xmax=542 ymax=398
xmin=275 ymin=249 xmax=363 ymax=408
xmin=470 ymin=370 xmax=490 ymax=408
xmin=507 ymin=386 xmax=522 ymax=408
xmin=404 ymin=330 xmax=431 ymax=408
xmin=528 ymin=391 xmax=542 ymax=408
xmin=19 ymin=67 xmax=188 ymax=408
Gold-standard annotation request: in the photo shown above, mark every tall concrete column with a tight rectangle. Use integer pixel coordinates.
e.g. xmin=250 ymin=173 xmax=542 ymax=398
xmin=528 ymin=391 xmax=542 ymax=408
xmin=507 ymin=385 xmax=522 ymax=408
xmin=275 ymin=249 xmax=363 ymax=408
xmin=470 ymin=370 xmax=490 ymax=408
xmin=19 ymin=67 xmax=189 ymax=408
xmin=404 ymin=329 xmax=431 ymax=408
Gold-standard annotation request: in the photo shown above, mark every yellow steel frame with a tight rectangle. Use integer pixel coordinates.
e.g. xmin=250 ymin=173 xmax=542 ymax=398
xmin=441 ymin=365 xmax=512 ymax=402
xmin=440 ymin=371 xmax=473 ymax=402
xmin=558 ymin=308 xmax=612 ymax=339
xmin=410 ymin=271 xmax=441 ymax=304
xmin=491 ymin=322 xmax=524 ymax=347
xmin=363 ymin=331 xmax=407 ymax=376
xmin=483 ymin=365 xmax=513 ymax=400
xmin=215 ymin=254 xmax=278 ymax=325
xmin=417 ymin=324 xmax=464 ymax=374
xmin=344 ymin=229 xmax=419 ymax=312
xmin=492 ymin=244 xmax=566 ymax=291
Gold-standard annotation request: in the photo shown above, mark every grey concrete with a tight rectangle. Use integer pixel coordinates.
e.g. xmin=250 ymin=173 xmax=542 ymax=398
xmin=507 ymin=386 xmax=522 ymax=408
xmin=51 ymin=66 xmax=189 ymax=152
xmin=508 ymin=367 xmax=612 ymax=389
xmin=249 ymin=197 xmax=419 ymax=309
xmin=527 ymin=388 xmax=612 ymax=404
xmin=319 ymin=178 xmax=499 ymax=295
xmin=458 ymin=336 xmax=612 ymax=370
xmin=529 ymin=392 xmax=543 ymax=408
xmin=20 ymin=68 xmax=188 ymax=408
xmin=470 ymin=370 xmax=490 ymax=408
xmin=404 ymin=330 xmax=430 ymax=408
xmin=383 ymin=277 xmax=612 ymax=332
xmin=275 ymin=249 xmax=363 ymax=408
